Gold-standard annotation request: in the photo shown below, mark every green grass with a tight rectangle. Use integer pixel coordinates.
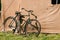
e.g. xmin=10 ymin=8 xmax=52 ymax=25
xmin=0 ymin=32 xmax=60 ymax=40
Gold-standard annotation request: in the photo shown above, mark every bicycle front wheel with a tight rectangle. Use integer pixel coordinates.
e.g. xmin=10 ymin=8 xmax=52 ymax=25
xmin=3 ymin=16 xmax=17 ymax=33
xmin=24 ymin=19 xmax=41 ymax=37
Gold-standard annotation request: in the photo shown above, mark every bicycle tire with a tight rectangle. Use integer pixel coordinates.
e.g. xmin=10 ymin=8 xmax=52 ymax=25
xmin=24 ymin=19 xmax=41 ymax=37
xmin=3 ymin=16 xmax=17 ymax=33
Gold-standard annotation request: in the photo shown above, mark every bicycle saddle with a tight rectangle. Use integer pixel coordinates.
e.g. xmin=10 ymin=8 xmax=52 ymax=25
xmin=28 ymin=10 xmax=33 ymax=12
xmin=15 ymin=11 xmax=21 ymax=15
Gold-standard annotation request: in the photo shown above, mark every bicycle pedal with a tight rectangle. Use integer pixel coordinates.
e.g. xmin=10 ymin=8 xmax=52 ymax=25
xmin=12 ymin=29 xmax=15 ymax=33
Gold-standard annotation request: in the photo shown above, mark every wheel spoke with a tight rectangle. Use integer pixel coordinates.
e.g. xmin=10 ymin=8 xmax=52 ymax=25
xmin=30 ymin=23 xmax=38 ymax=30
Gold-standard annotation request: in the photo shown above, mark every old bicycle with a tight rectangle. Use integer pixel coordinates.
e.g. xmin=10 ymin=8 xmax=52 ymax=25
xmin=3 ymin=8 xmax=41 ymax=37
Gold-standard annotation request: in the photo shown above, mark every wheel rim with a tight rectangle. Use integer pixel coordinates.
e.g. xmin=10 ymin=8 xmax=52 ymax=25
xmin=24 ymin=19 xmax=41 ymax=37
xmin=4 ymin=17 xmax=17 ymax=33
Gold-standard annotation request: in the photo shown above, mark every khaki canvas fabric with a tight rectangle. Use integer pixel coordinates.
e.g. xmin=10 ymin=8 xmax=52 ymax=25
xmin=1 ymin=0 xmax=60 ymax=33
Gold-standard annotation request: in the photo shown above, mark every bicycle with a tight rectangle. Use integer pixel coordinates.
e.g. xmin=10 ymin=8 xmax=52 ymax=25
xmin=3 ymin=11 xmax=24 ymax=33
xmin=3 ymin=8 xmax=41 ymax=37
xmin=16 ymin=8 xmax=41 ymax=37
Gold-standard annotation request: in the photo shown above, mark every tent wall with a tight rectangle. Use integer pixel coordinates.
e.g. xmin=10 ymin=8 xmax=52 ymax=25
xmin=0 ymin=0 xmax=21 ymax=31
xmin=1 ymin=0 xmax=60 ymax=33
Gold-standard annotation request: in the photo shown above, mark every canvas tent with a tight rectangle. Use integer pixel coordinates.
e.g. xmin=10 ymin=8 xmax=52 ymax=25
xmin=1 ymin=0 xmax=60 ymax=33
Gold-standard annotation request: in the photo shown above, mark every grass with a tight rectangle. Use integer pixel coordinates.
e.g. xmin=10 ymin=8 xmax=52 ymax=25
xmin=0 ymin=32 xmax=60 ymax=40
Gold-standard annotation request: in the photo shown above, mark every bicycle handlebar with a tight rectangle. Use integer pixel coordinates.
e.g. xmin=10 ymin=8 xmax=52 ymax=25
xmin=21 ymin=8 xmax=37 ymax=18
xmin=21 ymin=8 xmax=28 ymax=12
xmin=21 ymin=8 xmax=33 ymax=12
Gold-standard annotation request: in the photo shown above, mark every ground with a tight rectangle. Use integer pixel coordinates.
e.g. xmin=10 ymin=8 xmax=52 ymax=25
xmin=0 ymin=32 xmax=60 ymax=40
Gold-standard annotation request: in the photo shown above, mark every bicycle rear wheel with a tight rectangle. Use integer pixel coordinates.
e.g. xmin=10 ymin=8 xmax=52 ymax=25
xmin=3 ymin=16 xmax=17 ymax=33
xmin=24 ymin=19 xmax=41 ymax=37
